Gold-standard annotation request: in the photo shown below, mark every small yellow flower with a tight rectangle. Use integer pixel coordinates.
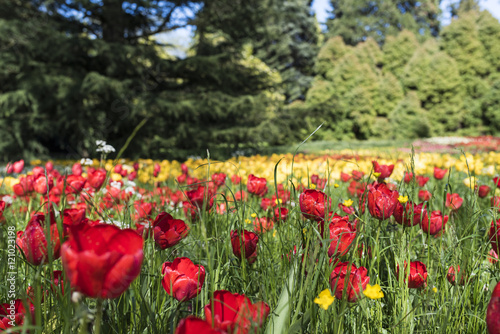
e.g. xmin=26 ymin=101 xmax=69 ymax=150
xmin=363 ymin=284 xmax=384 ymax=300
xmin=303 ymin=228 xmax=307 ymax=234
xmin=314 ymin=289 xmax=335 ymax=310
xmin=373 ymin=172 xmax=381 ymax=178
xmin=398 ymin=195 xmax=408 ymax=204
xmin=275 ymin=198 xmax=282 ymax=205
xmin=251 ymin=213 xmax=257 ymax=218
xmin=273 ymin=230 xmax=277 ymax=238
xmin=334 ymin=183 xmax=339 ymax=188
xmin=110 ymin=173 xmax=122 ymax=181
xmin=432 ymin=287 xmax=437 ymax=293
xmin=245 ymin=219 xmax=252 ymax=224
xmin=310 ymin=184 xmax=317 ymax=189
xmin=343 ymin=199 xmax=354 ymax=207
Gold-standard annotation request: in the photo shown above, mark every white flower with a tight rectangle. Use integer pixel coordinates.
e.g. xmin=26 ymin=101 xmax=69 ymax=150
xmin=2 ymin=195 xmax=13 ymax=205
xmin=124 ymin=186 xmax=135 ymax=194
xmin=110 ymin=181 xmax=121 ymax=189
xmin=96 ymin=140 xmax=106 ymax=147
xmin=80 ymin=158 xmax=93 ymax=166
xmin=71 ymin=292 xmax=83 ymax=303
xmin=96 ymin=140 xmax=116 ymax=154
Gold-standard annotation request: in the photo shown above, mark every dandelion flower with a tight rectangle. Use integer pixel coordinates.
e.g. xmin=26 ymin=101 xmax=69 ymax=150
xmin=314 ymin=289 xmax=335 ymax=310
xmin=363 ymin=284 xmax=384 ymax=300
xmin=398 ymin=195 xmax=408 ymax=204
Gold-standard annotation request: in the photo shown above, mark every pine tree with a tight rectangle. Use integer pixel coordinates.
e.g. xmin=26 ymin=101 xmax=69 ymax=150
xmin=326 ymin=0 xmax=441 ymax=45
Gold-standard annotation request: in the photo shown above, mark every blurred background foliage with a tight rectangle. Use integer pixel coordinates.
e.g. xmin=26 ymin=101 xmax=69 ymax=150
xmin=0 ymin=0 xmax=499 ymax=160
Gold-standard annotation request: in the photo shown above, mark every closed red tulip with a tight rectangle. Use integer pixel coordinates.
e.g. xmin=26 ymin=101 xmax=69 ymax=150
xmin=479 ymin=185 xmax=491 ymax=198
xmin=330 ymin=262 xmax=369 ymax=302
xmin=299 ymin=189 xmax=331 ymax=221
xmin=418 ymin=190 xmax=432 ymax=202
xmin=393 ymin=202 xmax=428 ymax=227
xmin=16 ymin=213 xmax=61 ymax=265
xmin=13 ymin=160 xmax=25 ymax=173
xmin=260 ymin=197 xmax=272 ymax=211
xmin=446 ymin=193 xmax=463 ymax=211
xmin=253 ymin=217 xmax=274 ymax=234
xmin=231 ymin=230 xmax=259 ymax=264
xmin=247 ymin=174 xmax=268 ymax=197
xmin=490 ymin=249 xmax=499 ymax=265
xmin=64 ymin=175 xmax=86 ymax=194
xmin=493 ymin=196 xmax=500 ymax=212
xmin=490 ymin=219 xmax=500 ymax=254
xmin=421 ymin=210 xmax=448 ymax=235
xmin=352 ymin=170 xmax=364 ymax=181
xmin=398 ymin=261 xmax=427 ymax=289
xmin=204 ymin=290 xmax=270 ymax=333
xmin=0 ymin=201 xmax=5 ymax=224
xmin=328 ymin=215 xmax=356 ymax=258
xmin=434 ymin=167 xmax=447 ymax=180
xmin=187 ymin=185 xmax=215 ymax=210
xmin=152 ymin=212 xmax=189 ymax=249
xmin=372 ymin=161 xmax=394 ymax=180
xmin=153 ymin=163 xmax=161 ymax=177
xmin=72 ymin=163 xmax=82 ymax=176
xmin=274 ymin=207 xmax=289 ymax=222
xmin=231 ymin=174 xmax=241 ymax=185
xmin=45 ymin=161 xmax=54 ymax=172
xmin=494 ymin=177 xmax=500 ymax=189
xmin=487 ymin=281 xmax=500 ymax=334
xmin=175 ymin=316 xmax=224 ymax=334
xmin=61 ymin=224 xmax=143 ymax=299
xmin=404 ymin=172 xmax=413 ymax=184
xmin=32 ymin=166 xmax=45 ymax=179
xmin=416 ymin=175 xmax=429 ymax=187
xmin=212 ymin=173 xmax=226 ymax=187
xmin=162 ymin=257 xmax=205 ymax=302
xmin=87 ymin=168 xmax=107 ymax=190
xmin=447 ymin=265 xmax=467 ymax=286
xmin=340 ymin=172 xmax=352 ymax=182
xmin=33 ymin=175 xmax=54 ymax=195
xmin=368 ymin=183 xmax=399 ymax=220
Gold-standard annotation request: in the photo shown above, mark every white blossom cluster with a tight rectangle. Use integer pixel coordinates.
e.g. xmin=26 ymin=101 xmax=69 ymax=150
xmin=422 ymin=137 xmax=474 ymax=145
xmin=96 ymin=140 xmax=116 ymax=154
xmin=80 ymin=158 xmax=93 ymax=166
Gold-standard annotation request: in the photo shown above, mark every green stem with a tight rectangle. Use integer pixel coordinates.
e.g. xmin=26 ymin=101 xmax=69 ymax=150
xmin=94 ymin=299 xmax=103 ymax=334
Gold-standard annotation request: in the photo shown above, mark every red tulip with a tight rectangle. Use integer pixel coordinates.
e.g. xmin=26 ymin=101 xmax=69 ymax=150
xmin=330 ymin=262 xmax=369 ymax=302
xmin=352 ymin=170 xmax=364 ymax=181
xmin=72 ymin=163 xmax=82 ymax=176
xmin=434 ymin=167 xmax=447 ymax=180
xmin=175 ymin=316 xmax=224 ymax=334
xmin=134 ymin=201 xmax=153 ymax=220
xmin=393 ymin=202 xmax=428 ymax=227
xmin=328 ymin=215 xmax=356 ymax=258
xmin=204 ymin=290 xmax=270 ymax=333
xmin=447 ymin=265 xmax=467 ymax=286
xmin=33 ymin=175 xmax=54 ymax=195
xmin=367 ymin=183 xmax=399 ymax=220
xmin=418 ymin=190 xmax=432 ymax=202
xmin=16 ymin=213 xmax=61 ymax=265
xmin=162 ymin=257 xmax=205 ymax=302
xmin=341 ymin=172 xmax=352 ymax=182
xmin=299 ymin=189 xmax=331 ymax=221
xmin=487 ymin=281 xmax=500 ymax=333
xmin=187 ymin=185 xmax=214 ymax=210
xmin=231 ymin=230 xmax=259 ymax=264
xmin=64 ymin=175 xmax=86 ymax=194
xmin=86 ymin=168 xmax=107 ymax=190
xmin=494 ymin=177 xmax=500 ymax=188
xmin=128 ymin=171 xmax=137 ymax=181
xmin=421 ymin=210 xmax=448 ymax=235
xmin=260 ymin=198 xmax=273 ymax=211
xmin=490 ymin=219 xmax=500 ymax=254
xmin=338 ymin=203 xmax=355 ymax=215
xmin=0 ymin=201 xmax=5 ymax=224
xmin=32 ymin=166 xmax=45 ymax=179
xmin=446 ymin=193 xmax=463 ymax=211
xmin=247 ymin=174 xmax=268 ymax=197
xmin=493 ymin=196 xmax=500 ymax=212
xmin=212 ymin=173 xmax=226 ymax=187
xmin=479 ymin=185 xmax=491 ymax=198
xmin=234 ymin=190 xmax=248 ymax=202
xmin=0 ymin=299 xmax=34 ymax=330
xmin=153 ymin=163 xmax=161 ymax=177
xmin=398 ymin=261 xmax=427 ymax=289
xmin=253 ymin=217 xmax=274 ymax=234
xmin=490 ymin=249 xmax=499 ymax=265
xmin=61 ymin=224 xmax=143 ymax=299
xmin=181 ymin=163 xmax=189 ymax=175
xmin=230 ymin=175 xmax=241 ymax=185
xmin=372 ymin=161 xmax=394 ymax=180
xmin=13 ymin=160 xmax=25 ymax=173
xmin=403 ymin=172 xmax=413 ymax=184
xmin=347 ymin=181 xmax=367 ymax=198
xmin=45 ymin=161 xmax=54 ymax=172
xmin=274 ymin=207 xmax=289 ymax=222
xmin=152 ymin=212 xmax=189 ymax=249
xmin=416 ymin=175 xmax=429 ymax=187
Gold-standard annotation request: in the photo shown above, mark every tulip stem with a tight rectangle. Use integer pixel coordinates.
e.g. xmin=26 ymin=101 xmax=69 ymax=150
xmin=94 ymin=299 xmax=103 ymax=334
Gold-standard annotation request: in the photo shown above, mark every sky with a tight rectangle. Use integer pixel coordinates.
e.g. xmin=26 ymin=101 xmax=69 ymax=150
xmin=311 ymin=0 xmax=500 ymax=24
xmin=161 ymin=0 xmax=500 ymax=58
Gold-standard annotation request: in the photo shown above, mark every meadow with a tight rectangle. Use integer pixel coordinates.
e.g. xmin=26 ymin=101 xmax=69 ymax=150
xmin=1 ymin=138 xmax=500 ymax=333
